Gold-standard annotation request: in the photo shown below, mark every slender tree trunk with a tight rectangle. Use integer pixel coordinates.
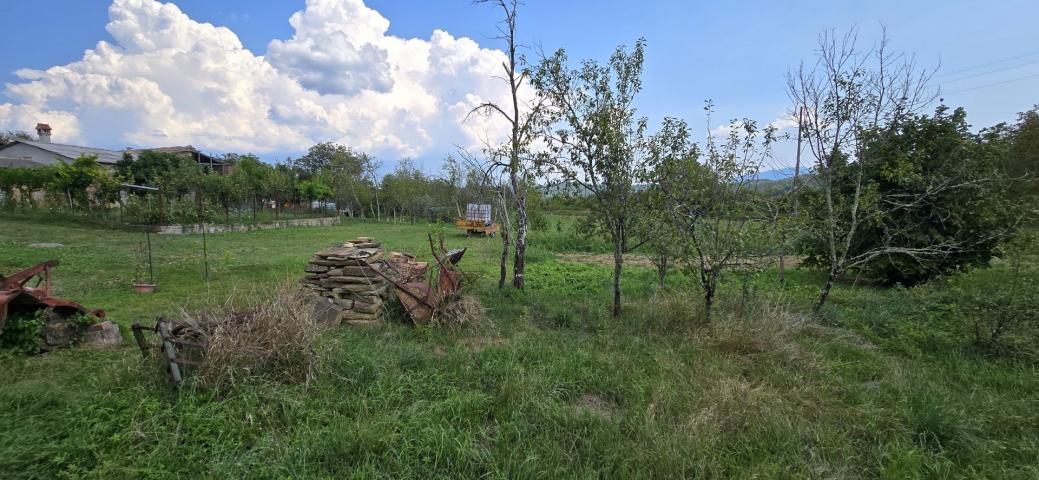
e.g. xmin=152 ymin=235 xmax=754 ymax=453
xmin=656 ymin=255 xmax=668 ymax=288
xmin=499 ymin=220 xmax=510 ymax=288
xmin=513 ymin=192 xmax=527 ymax=288
xmin=704 ymin=288 xmax=715 ymax=324
xmin=498 ymin=191 xmax=511 ymax=288
xmin=612 ymin=226 xmax=623 ymax=317
xmin=814 ymin=269 xmax=839 ymax=313
xmin=158 ymin=191 xmax=166 ymax=225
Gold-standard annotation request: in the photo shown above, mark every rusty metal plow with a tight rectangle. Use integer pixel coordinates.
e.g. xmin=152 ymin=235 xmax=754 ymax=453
xmin=0 ymin=260 xmax=105 ymax=333
xmin=369 ymin=233 xmax=467 ymax=324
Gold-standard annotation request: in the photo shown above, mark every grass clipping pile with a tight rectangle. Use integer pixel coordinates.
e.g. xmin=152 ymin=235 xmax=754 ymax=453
xmin=136 ymin=288 xmax=321 ymax=390
xmin=192 ymin=289 xmax=320 ymax=389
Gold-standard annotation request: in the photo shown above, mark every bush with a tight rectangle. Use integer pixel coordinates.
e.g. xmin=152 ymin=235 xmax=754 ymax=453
xmin=0 ymin=311 xmax=45 ymax=355
xmin=949 ymin=235 xmax=1039 ymax=358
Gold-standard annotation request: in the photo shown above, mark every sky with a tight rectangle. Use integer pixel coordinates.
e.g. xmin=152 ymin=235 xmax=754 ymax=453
xmin=1 ymin=0 xmax=1037 ymax=175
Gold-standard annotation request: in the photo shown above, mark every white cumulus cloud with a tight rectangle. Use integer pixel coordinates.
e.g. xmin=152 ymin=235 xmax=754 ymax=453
xmin=0 ymin=0 xmax=516 ymax=163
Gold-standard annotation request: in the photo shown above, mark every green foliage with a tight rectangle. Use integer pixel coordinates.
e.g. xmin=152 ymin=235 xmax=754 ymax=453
xmin=533 ymin=38 xmax=650 ymax=315
xmin=0 ymin=166 xmax=53 ymax=209
xmin=47 ymin=155 xmax=108 ymax=210
xmin=1006 ymin=104 xmax=1039 ymax=206
xmin=0 ymin=311 xmax=44 ymax=355
xmin=801 ymin=106 xmax=1018 ymax=285
xmin=950 ymin=233 xmax=1039 ymax=358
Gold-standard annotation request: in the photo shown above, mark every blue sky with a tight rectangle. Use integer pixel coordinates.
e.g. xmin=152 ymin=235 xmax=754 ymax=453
xmin=1 ymin=0 xmax=1036 ymax=174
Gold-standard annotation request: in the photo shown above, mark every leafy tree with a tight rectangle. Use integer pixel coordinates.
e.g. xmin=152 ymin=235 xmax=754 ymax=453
xmin=381 ymin=158 xmax=431 ymax=221
xmin=788 ymin=28 xmax=942 ymax=311
xmin=649 ymin=114 xmax=777 ymax=321
xmin=801 ymin=106 xmax=1018 ymax=285
xmin=532 ymin=39 xmax=648 ymax=317
xmin=298 ymin=143 xmax=372 ymax=216
xmin=203 ymin=173 xmax=243 ymax=223
xmin=1007 ymin=104 xmax=1039 ymax=206
xmin=116 ymin=150 xmax=188 ymax=187
xmin=49 ymin=155 xmax=105 ymax=210
xmin=232 ymin=155 xmax=271 ymax=220
xmin=0 ymin=166 xmax=52 ymax=209
xmin=297 ymin=178 xmax=332 ymax=214
xmin=632 ymin=188 xmax=683 ymax=289
xmin=269 ymin=163 xmax=298 ymax=219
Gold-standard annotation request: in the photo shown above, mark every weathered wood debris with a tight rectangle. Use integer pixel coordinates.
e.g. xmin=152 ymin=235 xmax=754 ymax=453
xmin=301 ymin=237 xmax=427 ymax=325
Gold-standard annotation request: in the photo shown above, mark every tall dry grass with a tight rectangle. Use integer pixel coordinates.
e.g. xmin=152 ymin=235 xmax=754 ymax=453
xmin=177 ymin=286 xmax=322 ymax=390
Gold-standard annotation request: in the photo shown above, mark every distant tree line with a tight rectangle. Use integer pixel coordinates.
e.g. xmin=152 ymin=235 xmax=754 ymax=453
xmin=0 ymin=141 xmax=555 ymax=228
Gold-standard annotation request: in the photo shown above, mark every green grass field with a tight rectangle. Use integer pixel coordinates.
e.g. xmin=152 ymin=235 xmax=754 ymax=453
xmin=1 ymin=215 xmax=1037 ymax=478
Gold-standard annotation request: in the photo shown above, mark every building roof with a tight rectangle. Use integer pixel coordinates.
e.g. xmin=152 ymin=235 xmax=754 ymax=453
xmin=3 ymin=140 xmax=124 ymax=165
xmin=127 ymin=145 xmax=225 ymax=165
xmin=0 ymin=156 xmax=47 ymax=168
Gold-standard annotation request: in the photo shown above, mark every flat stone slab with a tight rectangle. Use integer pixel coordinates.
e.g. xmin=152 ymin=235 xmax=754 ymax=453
xmin=81 ymin=321 xmax=123 ymax=348
xmin=29 ymin=243 xmax=64 ymax=248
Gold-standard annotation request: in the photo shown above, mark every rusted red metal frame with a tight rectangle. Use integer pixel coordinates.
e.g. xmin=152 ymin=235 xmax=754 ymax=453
xmin=0 ymin=260 xmax=105 ymax=333
xmin=365 ymin=233 xmax=466 ymax=324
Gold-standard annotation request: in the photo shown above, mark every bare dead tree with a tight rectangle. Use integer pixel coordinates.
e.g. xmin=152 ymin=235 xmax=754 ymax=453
xmin=469 ymin=0 xmax=543 ymax=289
xmin=787 ymin=27 xmax=945 ymax=312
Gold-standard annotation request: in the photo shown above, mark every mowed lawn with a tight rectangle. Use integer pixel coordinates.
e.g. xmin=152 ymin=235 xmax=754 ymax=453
xmin=1 ymin=216 xmax=1037 ymax=478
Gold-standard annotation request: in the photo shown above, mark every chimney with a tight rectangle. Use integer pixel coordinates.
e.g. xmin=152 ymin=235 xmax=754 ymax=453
xmin=35 ymin=123 xmax=52 ymax=143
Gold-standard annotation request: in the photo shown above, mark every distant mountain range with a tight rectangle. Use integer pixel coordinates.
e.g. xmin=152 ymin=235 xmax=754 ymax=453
xmin=752 ymin=167 xmax=799 ymax=181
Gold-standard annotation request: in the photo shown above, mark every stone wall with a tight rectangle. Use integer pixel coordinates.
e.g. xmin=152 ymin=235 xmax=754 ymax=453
xmin=155 ymin=216 xmax=340 ymax=235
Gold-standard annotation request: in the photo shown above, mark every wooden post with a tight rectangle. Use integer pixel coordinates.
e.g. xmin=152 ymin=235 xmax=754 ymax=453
xmin=131 ymin=322 xmax=150 ymax=358
xmin=156 ymin=317 xmax=182 ymax=385
xmin=146 ymin=230 xmax=155 ymax=285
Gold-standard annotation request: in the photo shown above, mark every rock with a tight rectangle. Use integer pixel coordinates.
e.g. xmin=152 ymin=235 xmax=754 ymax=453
xmin=327 ymin=266 xmax=379 ymax=277
xmin=331 ymin=283 xmax=387 ymax=294
xmin=43 ymin=319 xmax=80 ymax=347
xmin=81 ymin=321 xmax=123 ymax=348
xmin=325 ymin=275 xmax=384 ymax=285
xmin=311 ymin=298 xmax=340 ymax=324
xmin=339 ymin=310 xmax=379 ymax=323
xmin=333 ymin=298 xmax=354 ymax=309
xmin=352 ymin=299 xmax=383 ymax=314
xmin=304 ymin=236 xmax=391 ymax=326
xmin=343 ymin=318 xmax=381 ymax=327
xmin=29 ymin=243 xmax=64 ymax=248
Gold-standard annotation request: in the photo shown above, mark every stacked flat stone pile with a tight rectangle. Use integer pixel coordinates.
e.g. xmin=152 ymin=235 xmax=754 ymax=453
xmin=302 ymin=237 xmax=390 ymax=325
